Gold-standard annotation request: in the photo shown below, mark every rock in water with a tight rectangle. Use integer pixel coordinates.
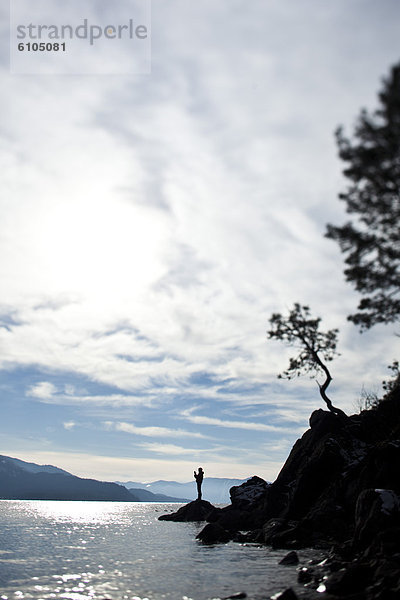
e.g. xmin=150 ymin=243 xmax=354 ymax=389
xmin=270 ymin=589 xmax=298 ymax=600
xmin=279 ymin=551 xmax=299 ymax=565
xmin=158 ymin=499 xmax=215 ymax=521
xmin=196 ymin=522 xmax=232 ymax=544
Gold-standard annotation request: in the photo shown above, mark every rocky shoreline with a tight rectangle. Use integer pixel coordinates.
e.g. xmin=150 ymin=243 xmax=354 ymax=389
xmin=159 ymin=386 xmax=400 ymax=599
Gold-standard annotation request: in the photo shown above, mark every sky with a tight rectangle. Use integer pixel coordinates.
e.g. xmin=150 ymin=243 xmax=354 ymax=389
xmin=0 ymin=0 xmax=399 ymax=483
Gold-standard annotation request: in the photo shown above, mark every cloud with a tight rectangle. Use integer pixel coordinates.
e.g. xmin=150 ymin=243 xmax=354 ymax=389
xmin=63 ymin=421 xmax=76 ymax=431
xmin=137 ymin=441 xmax=236 ymax=458
xmin=25 ymin=381 xmax=155 ymax=408
xmin=104 ymin=421 xmax=207 ymax=439
xmin=137 ymin=442 xmax=197 ymax=456
xmin=27 ymin=381 xmax=57 ymax=400
xmin=180 ymin=407 xmax=303 ymax=434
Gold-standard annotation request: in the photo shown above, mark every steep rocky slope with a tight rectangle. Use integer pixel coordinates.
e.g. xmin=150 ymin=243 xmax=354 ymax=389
xmin=193 ymin=386 xmax=400 ymax=598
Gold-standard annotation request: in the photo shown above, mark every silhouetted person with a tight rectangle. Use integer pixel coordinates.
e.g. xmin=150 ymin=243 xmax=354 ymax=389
xmin=194 ymin=467 xmax=204 ymax=501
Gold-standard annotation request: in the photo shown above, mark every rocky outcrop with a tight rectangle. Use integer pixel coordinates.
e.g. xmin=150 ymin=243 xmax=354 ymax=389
xmin=158 ymin=499 xmax=215 ymax=521
xmin=195 ymin=386 xmax=400 ymax=598
xmin=254 ymin=390 xmax=400 ymax=550
xmin=229 ymin=475 xmax=269 ymax=509
xmin=195 ymin=483 xmax=268 ymax=542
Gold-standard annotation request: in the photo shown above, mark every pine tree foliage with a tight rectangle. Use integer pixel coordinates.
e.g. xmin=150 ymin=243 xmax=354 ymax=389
xmin=382 ymin=360 xmax=400 ymax=395
xmin=326 ymin=63 xmax=400 ymax=330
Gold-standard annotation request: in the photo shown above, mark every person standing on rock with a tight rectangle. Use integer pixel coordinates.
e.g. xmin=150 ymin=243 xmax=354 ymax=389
xmin=194 ymin=467 xmax=204 ymax=501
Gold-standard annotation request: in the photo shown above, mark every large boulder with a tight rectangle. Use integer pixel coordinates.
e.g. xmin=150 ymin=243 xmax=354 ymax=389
xmin=158 ymin=499 xmax=215 ymax=521
xmin=309 ymin=409 xmax=343 ymax=435
xmin=196 ymin=522 xmax=232 ymax=544
xmin=230 ymin=476 xmax=269 ymax=509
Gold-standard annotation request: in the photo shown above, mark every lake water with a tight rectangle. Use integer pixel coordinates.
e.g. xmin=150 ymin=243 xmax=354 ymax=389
xmin=0 ymin=501 xmax=309 ymax=600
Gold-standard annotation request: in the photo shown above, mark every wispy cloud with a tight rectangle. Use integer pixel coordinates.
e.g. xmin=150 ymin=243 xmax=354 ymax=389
xmin=26 ymin=381 xmax=154 ymax=407
xmin=104 ymin=421 xmax=208 ymax=439
xmin=137 ymin=442 xmax=198 ymax=456
xmin=180 ymin=407 xmax=303 ymax=434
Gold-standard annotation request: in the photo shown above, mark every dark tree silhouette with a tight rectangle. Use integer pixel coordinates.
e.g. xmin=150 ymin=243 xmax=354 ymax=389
xmin=268 ymin=303 xmax=346 ymax=417
xmin=382 ymin=360 xmax=400 ymax=395
xmin=326 ymin=63 xmax=400 ymax=330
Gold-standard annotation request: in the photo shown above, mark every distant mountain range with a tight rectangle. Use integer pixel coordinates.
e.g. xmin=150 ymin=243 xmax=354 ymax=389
xmin=116 ymin=477 xmax=249 ymax=504
xmin=124 ymin=487 xmax=191 ymax=503
xmin=4 ymin=456 xmax=72 ymax=476
xmin=0 ymin=455 xmax=138 ymax=501
xmin=0 ymin=455 xmax=248 ymax=503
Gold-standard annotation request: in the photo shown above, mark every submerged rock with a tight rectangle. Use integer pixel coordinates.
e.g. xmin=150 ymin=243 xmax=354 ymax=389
xmin=158 ymin=499 xmax=215 ymax=522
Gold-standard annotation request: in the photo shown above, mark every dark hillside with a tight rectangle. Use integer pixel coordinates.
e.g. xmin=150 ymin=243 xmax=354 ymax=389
xmin=0 ymin=456 xmax=138 ymax=501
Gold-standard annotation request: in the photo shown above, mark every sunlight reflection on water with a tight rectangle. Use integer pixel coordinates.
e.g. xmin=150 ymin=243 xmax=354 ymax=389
xmin=19 ymin=500 xmax=140 ymax=524
xmin=0 ymin=501 xmax=307 ymax=600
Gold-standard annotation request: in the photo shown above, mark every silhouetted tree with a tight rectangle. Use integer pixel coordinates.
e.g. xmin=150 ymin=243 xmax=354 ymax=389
xmin=382 ymin=360 xmax=400 ymax=396
xmin=268 ymin=303 xmax=346 ymax=417
xmin=326 ymin=63 xmax=400 ymax=330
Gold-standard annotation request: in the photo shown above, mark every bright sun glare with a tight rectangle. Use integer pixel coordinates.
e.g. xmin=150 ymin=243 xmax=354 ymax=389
xmin=35 ymin=195 xmax=167 ymax=307
xmin=24 ymin=500 xmax=135 ymax=524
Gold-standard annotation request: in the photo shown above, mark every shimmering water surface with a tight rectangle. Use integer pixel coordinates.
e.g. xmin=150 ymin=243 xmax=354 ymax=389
xmin=0 ymin=501 xmax=305 ymax=600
